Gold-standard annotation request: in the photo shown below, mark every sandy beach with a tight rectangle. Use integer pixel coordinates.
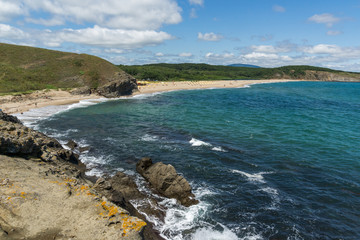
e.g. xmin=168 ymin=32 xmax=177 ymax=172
xmin=0 ymin=79 xmax=298 ymax=114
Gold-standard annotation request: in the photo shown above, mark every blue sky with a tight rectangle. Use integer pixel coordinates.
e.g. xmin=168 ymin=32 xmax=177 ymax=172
xmin=1 ymin=0 xmax=360 ymax=71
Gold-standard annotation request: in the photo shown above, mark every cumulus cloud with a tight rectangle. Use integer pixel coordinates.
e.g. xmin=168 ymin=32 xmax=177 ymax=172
xmin=303 ymin=44 xmax=342 ymax=54
xmin=308 ymin=13 xmax=340 ymax=27
xmin=251 ymin=45 xmax=291 ymax=53
xmin=48 ymin=26 xmax=174 ymax=48
xmin=21 ymin=0 xmax=182 ymax=30
xmin=189 ymin=0 xmax=203 ymax=6
xmin=273 ymin=5 xmax=285 ymax=13
xmin=0 ymin=0 xmax=25 ymax=21
xmin=0 ymin=24 xmax=29 ymax=39
xmin=198 ymin=32 xmax=223 ymax=41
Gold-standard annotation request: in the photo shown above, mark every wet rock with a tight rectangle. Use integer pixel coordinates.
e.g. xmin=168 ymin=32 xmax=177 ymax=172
xmin=136 ymin=157 xmax=199 ymax=207
xmin=65 ymin=140 xmax=78 ymax=150
xmin=79 ymin=146 xmax=90 ymax=153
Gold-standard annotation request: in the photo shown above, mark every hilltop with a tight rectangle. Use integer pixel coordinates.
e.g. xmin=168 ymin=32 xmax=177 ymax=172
xmin=0 ymin=43 xmax=136 ymax=95
xmin=119 ymin=63 xmax=360 ymax=82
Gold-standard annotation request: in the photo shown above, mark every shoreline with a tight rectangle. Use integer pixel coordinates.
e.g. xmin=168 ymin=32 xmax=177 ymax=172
xmin=1 ymin=79 xmax=299 ymax=115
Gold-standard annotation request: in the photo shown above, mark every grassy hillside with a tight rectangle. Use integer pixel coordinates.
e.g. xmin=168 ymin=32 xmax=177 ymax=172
xmin=0 ymin=43 xmax=121 ymax=93
xmin=119 ymin=63 xmax=360 ymax=82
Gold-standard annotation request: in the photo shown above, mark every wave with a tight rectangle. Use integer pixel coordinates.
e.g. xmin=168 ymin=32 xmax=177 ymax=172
xmin=141 ymin=134 xmax=160 ymax=142
xmin=15 ymin=98 xmax=107 ymax=127
xmin=190 ymin=138 xmax=212 ymax=147
xmin=231 ymin=170 xmax=274 ymax=184
xmin=212 ymin=146 xmax=228 ymax=152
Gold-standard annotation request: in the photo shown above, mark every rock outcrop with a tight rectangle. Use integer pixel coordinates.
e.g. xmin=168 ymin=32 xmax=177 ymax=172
xmin=136 ymin=157 xmax=198 ymax=207
xmin=0 ymin=112 xmax=79 ymax=165
xmin=97 ymin=72 xmax=138 ymax=97
xmin=0 ymin=110 xmax=22 ymax=124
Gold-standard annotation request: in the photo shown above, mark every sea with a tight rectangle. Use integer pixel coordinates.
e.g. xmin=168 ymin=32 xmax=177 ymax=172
xmin=16 ymin=81 xmax=360 ymax=240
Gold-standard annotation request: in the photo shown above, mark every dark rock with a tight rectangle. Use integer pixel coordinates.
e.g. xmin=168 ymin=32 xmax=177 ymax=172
xmin=65 ymin=140 xmax=78 ymax=150
xmin=136 ymin=158 xmax=199 ymax=207
xmin=0 ymin=110 xmax=22 ymax=124
xmin=97 ymin=72 xmax=138 ymax=97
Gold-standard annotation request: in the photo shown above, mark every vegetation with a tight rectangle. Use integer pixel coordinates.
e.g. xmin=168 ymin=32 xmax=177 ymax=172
xmin=119 ymin=63 xmax=360 ymax=82
xmin=0 ymin=43 xmax=120 ymax=93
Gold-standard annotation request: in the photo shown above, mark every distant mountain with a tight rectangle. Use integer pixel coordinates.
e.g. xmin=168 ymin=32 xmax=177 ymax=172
xmin=228 ymin=64 xmax=261 ymax=68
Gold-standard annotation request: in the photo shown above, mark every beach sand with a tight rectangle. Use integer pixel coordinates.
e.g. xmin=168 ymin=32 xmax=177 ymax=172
xmin=0 ymin=79 xmax=298 ymax=114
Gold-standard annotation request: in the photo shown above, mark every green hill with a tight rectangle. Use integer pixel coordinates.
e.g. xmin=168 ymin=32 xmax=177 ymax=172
xmin=119 ymin=63 xmax=360 ymax=82
xmin=0 ymin=43 xmax=125 ymax=94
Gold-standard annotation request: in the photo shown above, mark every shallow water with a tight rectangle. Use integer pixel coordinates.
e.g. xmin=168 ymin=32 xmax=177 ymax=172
xmin=27 ymin=81 xmax=360 ymax=239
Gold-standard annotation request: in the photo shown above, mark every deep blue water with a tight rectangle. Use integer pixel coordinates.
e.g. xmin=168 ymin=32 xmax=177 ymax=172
xmin=34 ymin=81 xmax=360 ymax=240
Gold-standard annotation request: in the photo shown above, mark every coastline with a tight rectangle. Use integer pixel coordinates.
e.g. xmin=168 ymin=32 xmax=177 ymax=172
xmin=0 ymin=79 xmax=299 ymax=115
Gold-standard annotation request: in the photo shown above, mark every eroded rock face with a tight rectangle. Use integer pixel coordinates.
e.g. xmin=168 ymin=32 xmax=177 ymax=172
xmin=136 ymin=157 xmax=199 ymax=207
xmin=0 ymin=119 xmax=79 ymax=165
xmin=0 ymin=110 xmax=22 ymax=124
xmin=97 ymin=72 xmax=138 ymax=97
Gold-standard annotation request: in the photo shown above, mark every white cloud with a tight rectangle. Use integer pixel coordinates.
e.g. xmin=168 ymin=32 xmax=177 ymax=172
xmin=273 ymin=5 xmax=285 ymax=13
xmin=303 ymin=44 xmax=342 ymax=54
xmin=243 ymin=52 xmax=280 ymax=60
xmin=327 ymin=30 xmax=342 ymax=36
xmin=104 ymin=48 xmax=124 ymax=54
xmin=0 ymin=24 xmax=29 ymax=39
xmin=179 ymin=52 xmax=193 ymax=57
xmin=42 ymin=25 xmax=174 ymax=48
xmin=155 ymin=52 xmax=164 ymax=57
xmin=0 ymin=0 xmax=25 ymax=21
xmin=189 ymin=0 xmax=203 ymax=6
xmin=198 ymin=32 xmax=223 ymax=41
xmin=308 ymin=13 xmax=340 ymax=27
xmin=205 ymin=52 xmax=234 ymax=59
xmin=251 ymin=45 xmax=291 ymax=53
xmin=19 ymin=0 xmax=182 ymax=30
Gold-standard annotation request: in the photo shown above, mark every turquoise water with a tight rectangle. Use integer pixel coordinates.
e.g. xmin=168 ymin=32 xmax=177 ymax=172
xmin=35 ymin=81 xmax=360 ymax=239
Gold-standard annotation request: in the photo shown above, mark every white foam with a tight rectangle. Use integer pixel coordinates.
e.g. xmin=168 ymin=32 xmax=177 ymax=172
xmin=212 ymin=146 xmax=228 ymax=152
xmin=192 ymin=225 xmax=239 ymax=240
xmin=141 ymin=134 xmax=159 ymax=142
xmin=231 ymin=170 xmax=274 ymax=184
xmin=14 ymin=98 xmax=107 ymax=127
xmin=190 ymin=138 xmax=212 ymax=147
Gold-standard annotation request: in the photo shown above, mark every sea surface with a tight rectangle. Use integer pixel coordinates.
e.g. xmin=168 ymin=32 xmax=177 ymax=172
xmin=18 ymin=81 xmax=360 ymax=240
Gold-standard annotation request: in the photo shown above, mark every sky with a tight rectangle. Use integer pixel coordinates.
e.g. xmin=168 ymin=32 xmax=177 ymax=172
xmin=1 ymin=0 xmax=360 ymax=71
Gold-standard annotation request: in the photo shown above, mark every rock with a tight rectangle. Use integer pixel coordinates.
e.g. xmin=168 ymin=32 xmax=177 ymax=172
xmin=0 ymin=119 xmax=80 ymax=165
xmin=65 ymin=140 xmax=78 ymax=150
xmin=136 ymin=158 xmax=199 ymax=207
xmin=70 ymin=86 xmax=91 ymax=95
xmin=0 ymin=110 xmax=22 ymax=124
xmin=79 ymin=146 xmax=90 ymax=153
xmin=97 ymin=72 xmax=138 ymax=97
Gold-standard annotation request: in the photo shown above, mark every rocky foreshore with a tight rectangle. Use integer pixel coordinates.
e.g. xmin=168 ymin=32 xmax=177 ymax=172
xmin=0 ymin=111 xmax=198 ymax=240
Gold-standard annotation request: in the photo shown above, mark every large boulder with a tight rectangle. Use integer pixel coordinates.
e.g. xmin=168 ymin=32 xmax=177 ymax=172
xmin=136 ymin=157 xmax=198 ymax=207
xmin=97 ymin=72 xmax=138 ymax=97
